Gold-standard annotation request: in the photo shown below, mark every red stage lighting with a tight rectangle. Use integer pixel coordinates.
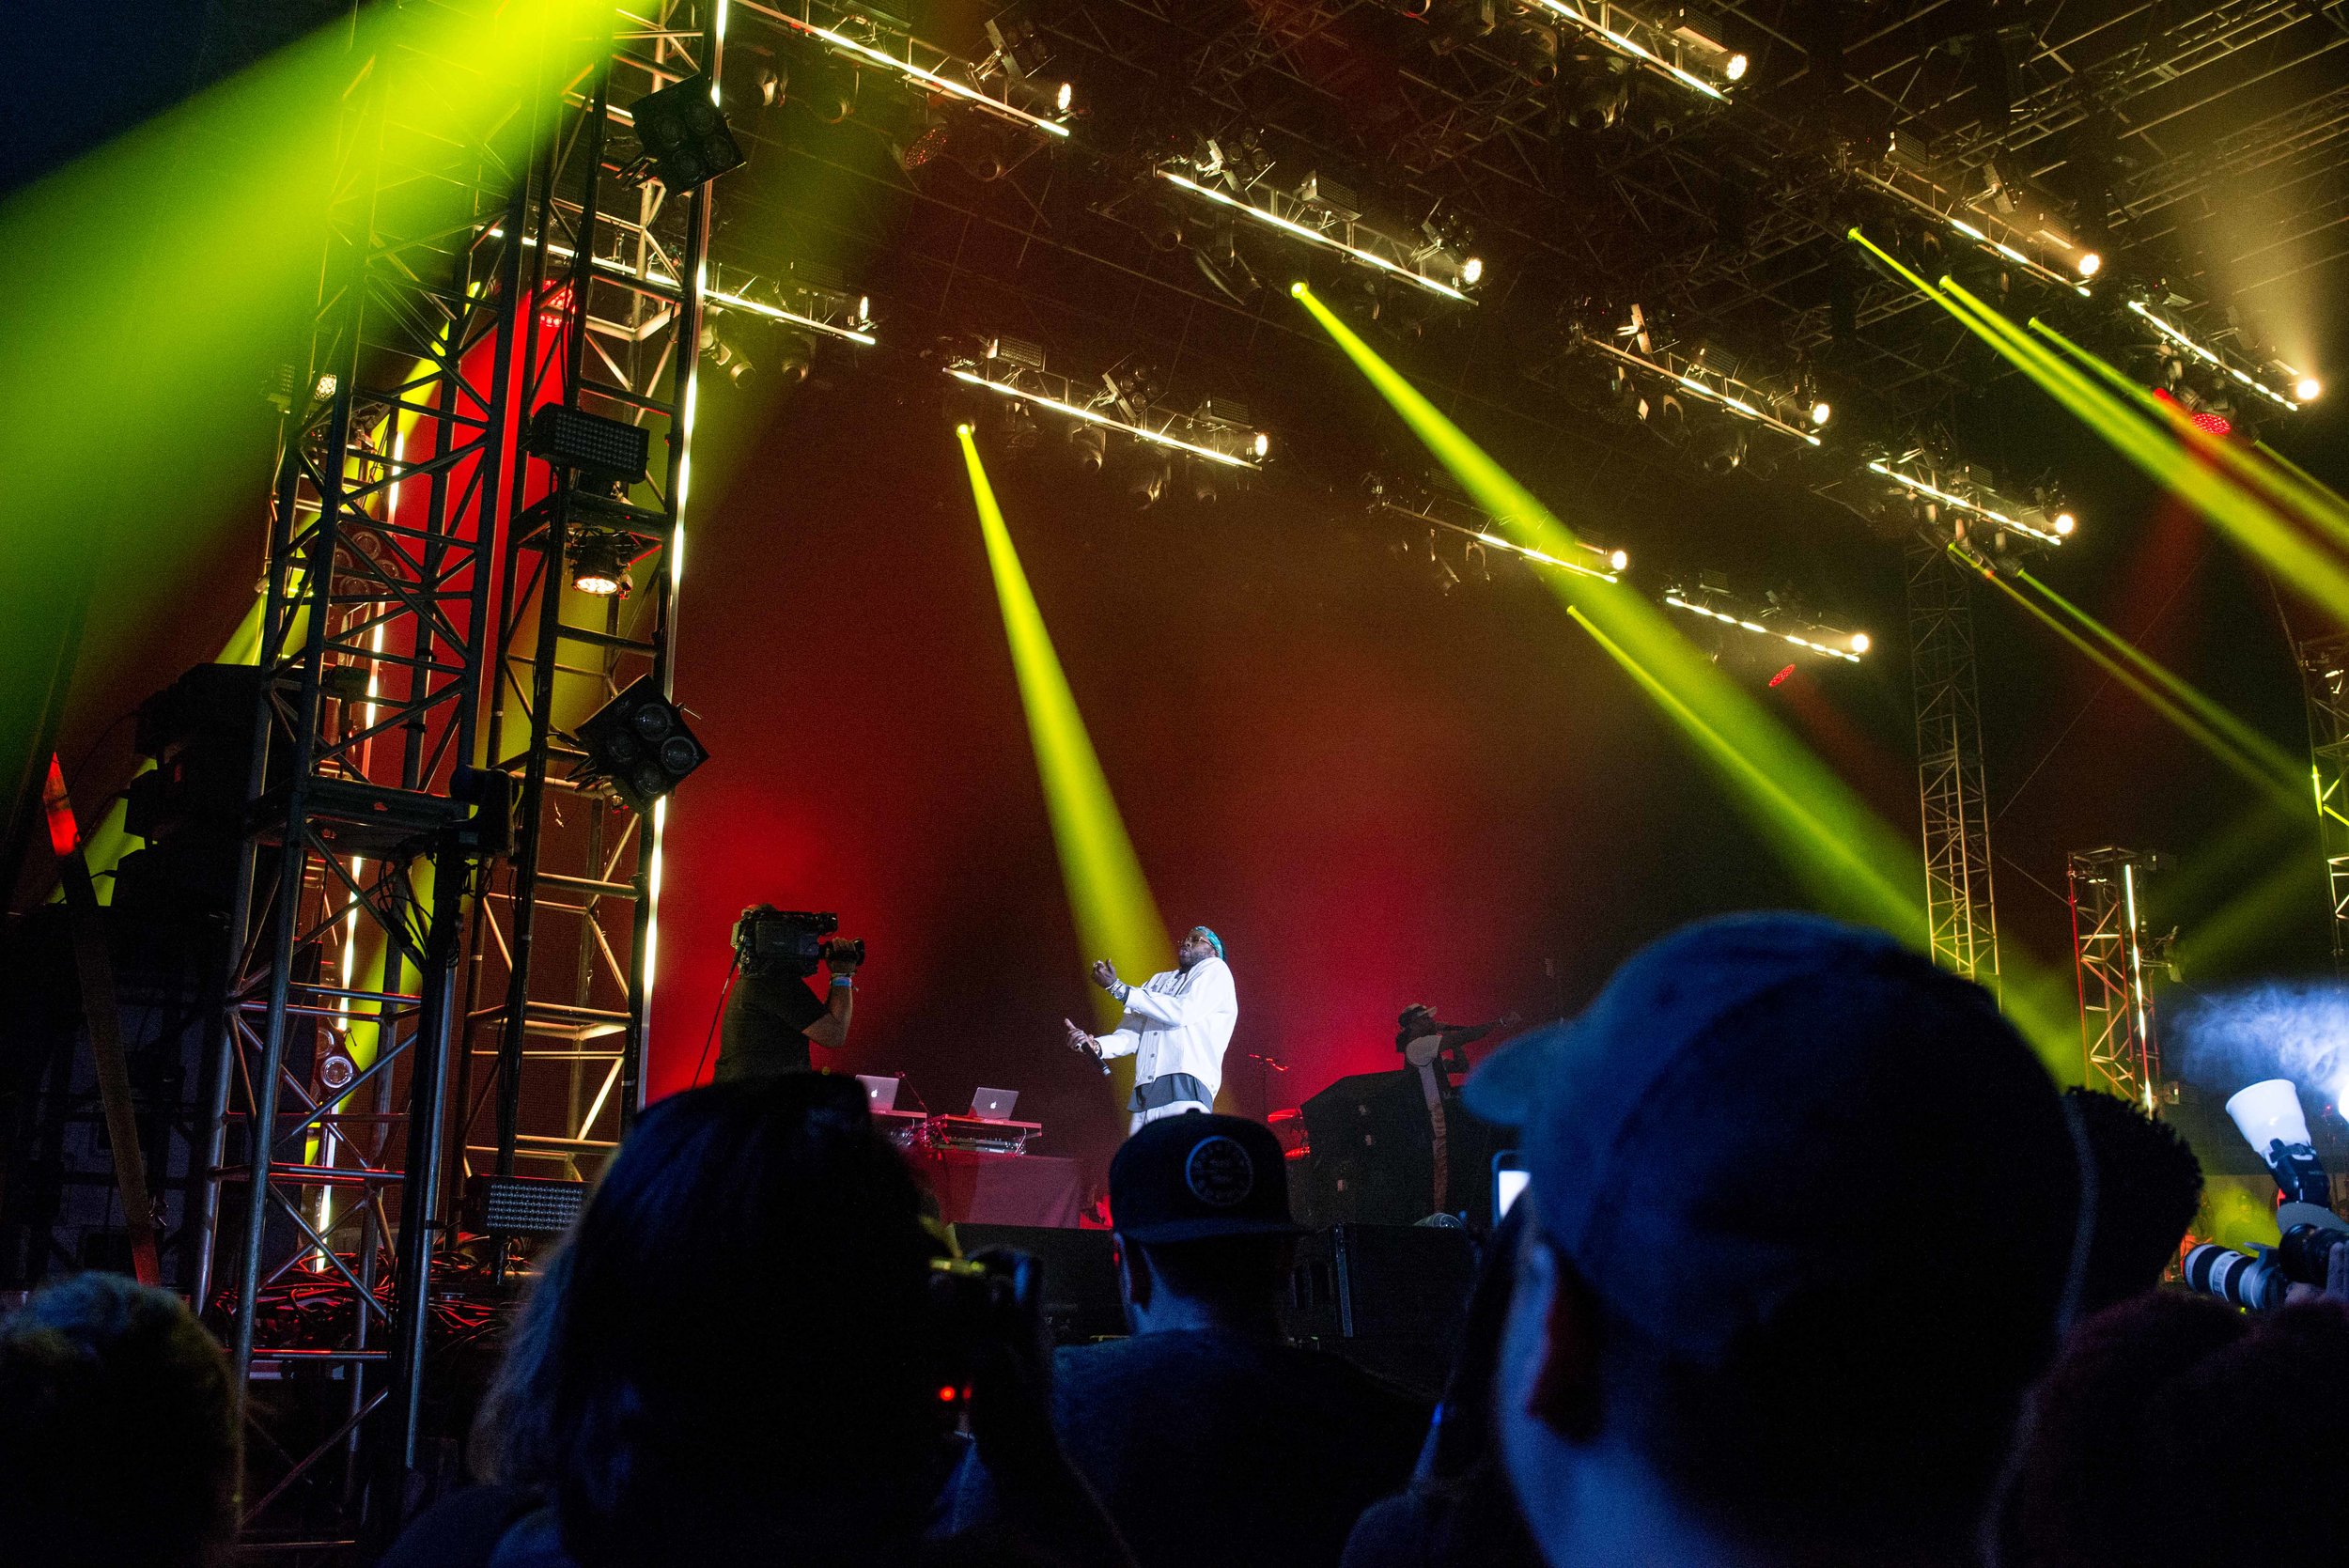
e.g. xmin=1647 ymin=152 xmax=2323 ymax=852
xmin=2152 ymin=386 xmax=2233 ymax=439
xmin=1768 ymin=663 xmax=1796 ymax=689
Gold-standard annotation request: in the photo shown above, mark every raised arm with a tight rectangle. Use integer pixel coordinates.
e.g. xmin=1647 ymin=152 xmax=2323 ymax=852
xmin=1112 ymin=959 xmax=1236 ymax=1029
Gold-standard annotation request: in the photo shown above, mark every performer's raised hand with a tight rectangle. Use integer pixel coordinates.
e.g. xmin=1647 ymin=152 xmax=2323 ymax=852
xmin=1089 ymin=959 xmax=1119 ymax=991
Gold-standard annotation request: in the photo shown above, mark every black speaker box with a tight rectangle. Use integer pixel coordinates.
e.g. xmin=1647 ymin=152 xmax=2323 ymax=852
xmin=951 ymin=1223 xmax=1125 ymax=1343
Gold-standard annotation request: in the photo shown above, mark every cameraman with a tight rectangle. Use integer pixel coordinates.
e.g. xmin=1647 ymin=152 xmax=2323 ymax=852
xmin=713 ymin=918 xmax=861 ymax=1082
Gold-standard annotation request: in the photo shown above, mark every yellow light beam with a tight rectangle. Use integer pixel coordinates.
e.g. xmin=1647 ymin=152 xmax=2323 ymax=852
xmin=1287 ymin=280 xmax=2080 ymax=1075
xmin=957 ymin=426 xmax=1172 ymax=1055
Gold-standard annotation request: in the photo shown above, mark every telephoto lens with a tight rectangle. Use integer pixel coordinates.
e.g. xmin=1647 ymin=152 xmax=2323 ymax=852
xmin=2279 ymin=1221 xmax=2349 ymax=1289
xmin=2182 ymin=1242 xmax=2287 ymax=1312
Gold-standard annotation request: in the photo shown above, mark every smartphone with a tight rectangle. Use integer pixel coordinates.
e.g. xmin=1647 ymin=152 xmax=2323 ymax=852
xmin=1493 ymin=1150 xmax=1527 ymax=1219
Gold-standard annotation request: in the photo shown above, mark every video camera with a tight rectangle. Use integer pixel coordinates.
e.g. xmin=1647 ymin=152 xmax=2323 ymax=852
xmin=2182 ymin=1078 xmax=2349 ymax=1311
xmin=732 ymin=905 xmax=864 ymax=977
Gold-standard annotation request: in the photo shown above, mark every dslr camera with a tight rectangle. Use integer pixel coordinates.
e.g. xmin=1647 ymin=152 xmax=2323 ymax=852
xmin=2182 ymin=1078 xmax=2348 ymax=1312
xmin=732 ymin=905 xmax=865 ymax=977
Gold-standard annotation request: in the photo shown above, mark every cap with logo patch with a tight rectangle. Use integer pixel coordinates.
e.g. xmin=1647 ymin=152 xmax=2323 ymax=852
xmin=1109 ymin=1111 xmax=1303 ymax=1245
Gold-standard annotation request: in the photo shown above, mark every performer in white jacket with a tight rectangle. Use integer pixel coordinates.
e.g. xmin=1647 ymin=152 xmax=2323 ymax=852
xmin=1064 ymin=926 xmax=1238 ymax=1134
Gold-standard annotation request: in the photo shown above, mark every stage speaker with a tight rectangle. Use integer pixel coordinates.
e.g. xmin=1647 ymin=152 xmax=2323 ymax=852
xmin=1299 ymin=1069 xmax=1513 ymax=1227
xmin=1282 ymin=1223 xmax=1480 ymax=1399
xmin=951 ymin=1223 xmax=1124 ymax=1344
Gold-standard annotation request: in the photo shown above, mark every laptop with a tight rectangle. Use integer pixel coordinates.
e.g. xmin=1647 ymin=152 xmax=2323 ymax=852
xmin=856 ymin=1074 xmax=902 ymax=1112
xmin=969 ymin=1087 xmax=1019 ymax=1122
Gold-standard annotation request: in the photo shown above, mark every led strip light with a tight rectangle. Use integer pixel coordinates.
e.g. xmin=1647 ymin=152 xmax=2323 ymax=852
xmin=2127 ymin=300 xmax=2300 ymax=411
xmin=1946 ymin=215 xmax=2090 ymax=298
xmin=1417 ymin=513 xmax=1624 ymax=582
xmin=1158 ymin=172 xmax=1472 ymax=303
xmin=1528 ymin=0 xmax=1726 ymax=101
xmin=760 ymin=10 xmax=1071 ymax=138
xmin=1867 ymin=459 xmax=2067 ymax=546
xmin=1664 ymin=595 xmax=1866 ymax=661
xmin=947 ymin=368 xmax=1262 ymax=469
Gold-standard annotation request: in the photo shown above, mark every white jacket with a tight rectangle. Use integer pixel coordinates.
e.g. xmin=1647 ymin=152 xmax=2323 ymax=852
xmin=1095 ymin=956 xmax=1238 ymax=1103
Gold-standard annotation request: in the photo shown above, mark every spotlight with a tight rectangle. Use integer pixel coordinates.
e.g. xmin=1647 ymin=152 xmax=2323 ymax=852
xmin=1252 ymin=430 xmax=1271 ymax=459
xmin=699 ymin=322 xmax=754 ymax=385
xmin=988 ymin=395 xmax=1040 ymax=455
xmin=1187 ymin=458 xmax=1221 ymax=505
xmin=1068 ymin=421 xmax=1107 ymax=472
xmin=568 ymin=530 xmax=637 ymax=598
xmin=895 ymin=105 xmax=953 ymax=172
xmin=1121 ymin=447 xmax=1171 ymax=509
xmin=957 ymin=422 xmax=975 ymax=435
xmin=773 ymin=331 xmax=815 ymax=387
xmin=1460 ymin=255 xmax=1484 ymax=286
xmin=2076 ymin=250 xmax=2103 ymax=279
xmin=1723 ymin=51 xmax=1750 ymax=81
xmin=573 ymin=676 xmax=708 ymax=815
xmin=1610 ymin=548 xmax=1629 ymax=571
xmin=1850 ymin=631 xmax=1871 ymax=654
xmin=1562 ymin=54 xmax=1631 ymax=132
xmin=1689 ymin=416 xmax=1748 ymax=474
xmin=2297 ymin=375 xmax=2325 ymax=403
xmin=2053 ymin=510 xmax=2077 ymax=536
xmin=628 ymin=74 xmax=746 ymax=192
xmin=1809 ymin=399 xmax=1832 ymax=426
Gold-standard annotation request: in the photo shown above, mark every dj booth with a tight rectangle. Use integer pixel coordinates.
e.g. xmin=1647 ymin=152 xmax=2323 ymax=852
xmin=863 ymin=1078 xmax=1085 ymax=1229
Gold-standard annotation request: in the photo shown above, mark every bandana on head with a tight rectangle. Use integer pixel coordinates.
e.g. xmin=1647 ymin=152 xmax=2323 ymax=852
xmin=1192 ymin=927 xmax=1226 ymax=960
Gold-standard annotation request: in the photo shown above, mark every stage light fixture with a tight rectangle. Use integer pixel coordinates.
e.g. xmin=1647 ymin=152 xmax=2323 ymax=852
xmin=2076 ymin=250 xmax=2103 ymax=278
xmin=1724 ymin=51 xmax=1749 ymax=81
xmin=1610 ymin=548 xmax=1630 ymax=571
xmin=1866 ymin=459 xmax=2067 ymax=545
xmin=628 ymin=74 xmax=747 ymax=192
xmin=1810 ymin=399 xmax=1832 ymax=427
xmin=769 ymin=12 xmax=1072 ymax=139
xmin=1158 ymin=169 xmax=1473 ymax=303
xmin=1252 ymin=430 xmax=1271 ymax=458
xmin=573 ymin=676 xmax=708 ymax=815
xmin=1460 ymin=255 xmax=1484 ymax=286
xmin=1850 ymin=631 xmax=1872 ymax=654
xmin=2053 ymin=510 xmax=2077 ymax=536
xmin=528 ymin=404 xmax=651 ymax=484
xmin=568 ymin=530 xmax=638 ymax=598
xmin=1068 ymin=421 xmax=1107 ymax=472
xmin=1532 ymin=0 xmax=1728 ymax=100
xmin=1372 ymin=486 xmax=1623 ymax=582
xmin=2296 ymin=375 xmax=2324 ymax=403
xmin=2126 ymin=300 xmax=2299 ymax=411
xmin=946 ymin=362 xmax=1261 ymax=470
xmin=1663 ymin=591 xmax=1866 ymax=662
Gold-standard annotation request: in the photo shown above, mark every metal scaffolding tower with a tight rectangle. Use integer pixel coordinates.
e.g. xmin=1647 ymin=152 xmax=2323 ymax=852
xmin=454 ymin=9 xmax=718 ymax=1234
xmin=2068 ymin=848 xmax=2165 ymax=1110
xmin=190 ymin=2 xmax=723 ymax=1550
xmin=2298 ymin=634 xmax=2349 ymax=971
xmin=1909 ymin=539 xmax=2000 ymax=988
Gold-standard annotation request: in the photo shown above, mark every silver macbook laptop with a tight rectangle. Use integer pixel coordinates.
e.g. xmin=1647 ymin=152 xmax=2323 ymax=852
xmin=856 ymin=1074 xmax=902 ymax=1112
xmin=969 ymin=1087 xmax=1019 ymax=1121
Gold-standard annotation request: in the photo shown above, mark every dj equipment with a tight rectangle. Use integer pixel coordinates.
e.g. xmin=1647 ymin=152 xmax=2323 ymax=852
xmin=933 ymin=1114 xmax=1043 ymax=1155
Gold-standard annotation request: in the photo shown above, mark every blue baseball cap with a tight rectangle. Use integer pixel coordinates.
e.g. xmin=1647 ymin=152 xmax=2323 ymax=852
xmin=1466 ymin=912 xmax=2079 ymax=1366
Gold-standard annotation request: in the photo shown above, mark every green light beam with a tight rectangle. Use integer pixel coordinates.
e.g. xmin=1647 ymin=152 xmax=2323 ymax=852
xmin=2008 ymin=565 xmax=2302 ymax=793
xmin=957 ymin=427 xmax=1172 ymax=1055
xmin=1859 ymin=244 xmax=2349 ymax=627
xmin=2024 ymin=318 xmax=2349 ymax=553
xmin=1287 ymin=281 xmax=2080 ymax=1073
xmin=1958 ymin=549 xmax=2297 ymax=804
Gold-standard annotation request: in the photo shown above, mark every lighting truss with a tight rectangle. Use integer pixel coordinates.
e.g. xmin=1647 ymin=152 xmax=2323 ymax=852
xmin=1373 ymin=486 xmax=1624 ymax=581
xmin=946 ymin=351 xmax=1264 ymax=469
xmin=1866 ymin=458 xmax=2070 ymax=547
xmin=1579 ymin=321 xmax=1822 ymax=447
xmin=1524 ymin=0 xmax=1738 ymax=101
xmin=2126 ymin=299 xmax=2301 ymax=412
xmin=2067 ymin=848 xmax=2166 ymax=1111
xmin=737 ymin=0 xmax=1072 ymax=138
xmin=706 ymin=259 xmax=875 ymax=344
xmin=1663 ymin=584 xmax=1867 ymax=662
xmin=485 ymin=229 xmax=878 ymax=346
xmin=1158 ymin=153 xmax=1476 ymax=303
xmin=1855 ymin=166 xmax=2093 ymax=300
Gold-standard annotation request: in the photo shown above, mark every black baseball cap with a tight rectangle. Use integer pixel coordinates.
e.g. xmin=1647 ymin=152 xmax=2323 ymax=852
xmin=1465 ymin=912 xmax=2082 ymax=1367
xmin=1109 ymin=1112 xmax=1304 ymax=1245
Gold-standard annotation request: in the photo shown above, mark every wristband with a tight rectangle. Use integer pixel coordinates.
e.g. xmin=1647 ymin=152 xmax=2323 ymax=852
xmin=1110 ymin=979 xmax=1131 ymax=1003
xmin=830 ymin=974 xmax=855 ymax=989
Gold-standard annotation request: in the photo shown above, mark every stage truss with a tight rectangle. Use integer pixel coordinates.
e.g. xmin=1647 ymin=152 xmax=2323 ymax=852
xmin=2298 ymin=634 xmax=2349 ymax=972
xmin=190 ymin=2 xmax=721 ymax=1552
xmin=2067 ymin=847 xmax=2165 ymax=1110
xmin=1908 ymin=537 xmax=1999 ymax=989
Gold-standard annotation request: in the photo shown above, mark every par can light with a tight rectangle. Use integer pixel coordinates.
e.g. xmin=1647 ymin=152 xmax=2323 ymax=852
xmin=2297 ymin=375 xmax=2324 ymax=403
xmin=2076 ymin=250 xmax=2103 ymax=279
